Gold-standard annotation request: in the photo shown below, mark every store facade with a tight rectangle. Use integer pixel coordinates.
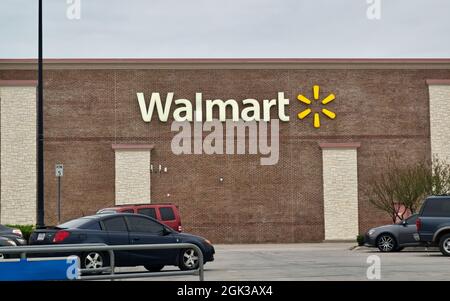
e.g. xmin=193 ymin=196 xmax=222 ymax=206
xmin=0 ymin=59 xmax=449 ymax=243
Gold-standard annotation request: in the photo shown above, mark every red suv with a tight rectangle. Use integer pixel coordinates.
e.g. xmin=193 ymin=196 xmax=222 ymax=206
xmin=96 ymin=203 xmax=182 ymax=232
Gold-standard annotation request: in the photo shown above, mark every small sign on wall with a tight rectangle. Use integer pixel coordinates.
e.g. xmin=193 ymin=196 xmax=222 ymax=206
xmin=55 ymin=164 xmax=64 ymax=177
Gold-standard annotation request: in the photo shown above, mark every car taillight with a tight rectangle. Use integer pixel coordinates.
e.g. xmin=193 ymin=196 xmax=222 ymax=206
xmin=416 ymin=218 xmax=422 ymax=231
xmin=12 ymin=229 xmax=22 ymax=237
xmin=53 ymin=230 xmax=70 ymax=243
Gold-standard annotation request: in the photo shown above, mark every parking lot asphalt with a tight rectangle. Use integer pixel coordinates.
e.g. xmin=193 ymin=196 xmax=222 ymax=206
xmin=116 ymin=243 xmax=450 ymax=281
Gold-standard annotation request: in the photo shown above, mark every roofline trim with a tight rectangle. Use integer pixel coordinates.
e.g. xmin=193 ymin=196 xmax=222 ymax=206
xmin=2 ymin=58 xmax=450 ymax=70
xmin=2 ymin=58 xmax=450 ymax=64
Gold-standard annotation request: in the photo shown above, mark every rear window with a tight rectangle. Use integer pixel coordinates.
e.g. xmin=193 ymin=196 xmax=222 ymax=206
xmin=422 ymin=198 xmax=450 ymax=217
xmin=58 ymin=218 xmax=93 ymax=229
xmin=138 ymin=208 xmax=157 ymax=219
xmin=103 ymin=216 xmax=128 ymax=232
xmin=80 ymin=222 xmax=102 ymax=230
xmin=159 ymin=207 xmax=175 ymax=221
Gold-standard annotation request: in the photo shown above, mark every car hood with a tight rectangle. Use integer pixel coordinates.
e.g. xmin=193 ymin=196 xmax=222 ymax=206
xmin=173 ymin=232 xmax=205 ymax=240
xmin=368 ymin=224 xmax=398 ymax=233
xmin=171 ymin=232 xmax=211 ymax=245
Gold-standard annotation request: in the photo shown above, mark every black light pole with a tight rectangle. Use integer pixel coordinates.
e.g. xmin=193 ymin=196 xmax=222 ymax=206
xmin=37 ymin=0 xmax=45 ymax=228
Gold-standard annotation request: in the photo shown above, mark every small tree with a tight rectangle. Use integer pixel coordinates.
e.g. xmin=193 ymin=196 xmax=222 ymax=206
xmin=365 ymin=168 xmax=402 ymax=223
xmin=427 ymin=157 xmax=450 ymax=195
xmin=393 ymin=162 xmax=429 ymax=217
xmin=366 ymin=157 xmax=450 ymax=223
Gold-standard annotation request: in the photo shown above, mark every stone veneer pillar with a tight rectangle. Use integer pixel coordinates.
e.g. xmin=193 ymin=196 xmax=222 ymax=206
xmin=319 ymin=142 xmax=360 ymax=241
xmin=0 ymin=80 xmax=37 ymax=225
xmin=427 ymin=80 xmax=450 ymax=161
xmin=112 ymin=144 xmax=153 ymax=205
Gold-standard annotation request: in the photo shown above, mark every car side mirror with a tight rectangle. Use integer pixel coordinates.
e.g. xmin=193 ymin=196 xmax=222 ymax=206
xmin=402 ymin=220 xmax=407 ymax=226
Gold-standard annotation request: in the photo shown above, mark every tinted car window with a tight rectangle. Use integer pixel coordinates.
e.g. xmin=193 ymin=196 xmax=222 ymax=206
xmin=138 ymin=208 xmax=157 ymax=219
xmin=103 ymin=217 xmax=128 ymax=232
xmin=406 ymin=214 xmax=418 ymax=224
xmin=58 ymin=218 xmax=93 ymax=229
xmin=80 ymin=222 xmax=102 ymax=230
xmin=127 ymin=216 xmax=164 ymax=234
xmin=160 ymin=207 xmax=175 ymax=221
xmin=422 ymin=199 xmax=450 ymax=217
xmin=120 ymin=209 xmax=134 ymax=213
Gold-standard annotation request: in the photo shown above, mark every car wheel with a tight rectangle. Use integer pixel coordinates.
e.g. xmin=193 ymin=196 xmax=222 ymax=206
xmin=376 ymin=233 xmax=397 ymax=252
xmin=0 ymin=253 xmax=3 ymax=260
xmin=179 ymin=248 xmax=200 ymax=270
xmin=144 ymin=265 xmax=164 ymax=272
xmin=439 ymin=234 xmax=450 ymax=256
xmin=81 ymin=252 xmax=107 ymax=274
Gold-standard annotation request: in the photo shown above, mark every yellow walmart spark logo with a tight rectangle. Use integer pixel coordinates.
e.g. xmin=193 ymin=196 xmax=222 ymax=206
xmin=297 ymin=85 xmax=336 ymax=128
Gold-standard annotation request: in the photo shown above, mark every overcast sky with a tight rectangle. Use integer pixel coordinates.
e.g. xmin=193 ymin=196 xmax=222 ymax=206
xmin=1 ymin=0 xmax=449 ymax=58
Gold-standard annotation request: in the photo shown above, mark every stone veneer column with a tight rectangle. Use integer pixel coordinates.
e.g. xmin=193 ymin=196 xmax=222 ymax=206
xmin=112 ymin=144 xmax=153 ymax=205
xmin=319 ymin=142 xmax=360 ymax=241
xmin=427 ymin=80 xmax=450 ymax=161
xmin=0 ymin=81 xmax=37 ymax=225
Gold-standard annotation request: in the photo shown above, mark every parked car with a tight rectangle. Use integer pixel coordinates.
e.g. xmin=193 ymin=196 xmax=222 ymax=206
xmin=416 ymin=195 xmax=450 ymax=256
xmin=364 ymin=214 xmax=421 ymax=252
xmin=0 ymin=225 xmax=27 ymax=246
xmin=0 ymin=225 xmax=27 ymax=259
xmin=29 ymin=213 xmax=214 ymax=272
xmin=97 ymin=203 xmax=182 ymax=232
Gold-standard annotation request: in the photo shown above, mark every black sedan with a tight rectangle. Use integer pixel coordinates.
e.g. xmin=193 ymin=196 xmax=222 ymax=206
xmin=364 ymin=214 xmax=421 ymax=252
xmin=0 ymin=225 xmax=27 ymax=259
xmin=29 ymin=213 xmax=214 ymax=272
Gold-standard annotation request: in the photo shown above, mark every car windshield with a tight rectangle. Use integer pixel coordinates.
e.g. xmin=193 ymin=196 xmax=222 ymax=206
xmin=58 ymin=218 xmax=93 ymax=229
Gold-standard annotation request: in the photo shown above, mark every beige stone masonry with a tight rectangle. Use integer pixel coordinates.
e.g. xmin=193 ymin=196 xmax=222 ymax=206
xmin=0 ymin=85 xmax=36 ymax=225
xmin=113 ymin=145 xmax=152 ymax=205
xmin=320 ymin=144 xmax=359 ymax=240
xmin=428 ymin=82 xmax=450 ymax=161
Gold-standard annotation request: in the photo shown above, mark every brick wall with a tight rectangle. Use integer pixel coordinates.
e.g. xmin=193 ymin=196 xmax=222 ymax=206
xmin=0 ymin=66 xmax=448 ymax=242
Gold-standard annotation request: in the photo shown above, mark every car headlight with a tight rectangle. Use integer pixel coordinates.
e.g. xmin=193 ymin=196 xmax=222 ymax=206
xmin=368 ymin=229 xmax=376 ymax=236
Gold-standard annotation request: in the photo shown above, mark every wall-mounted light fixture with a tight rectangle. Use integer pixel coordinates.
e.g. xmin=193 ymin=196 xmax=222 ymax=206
xmin=150 ymin=164 xmax=168 ymax=174
xmin=219 ymin=177 xmax=224 ymax=183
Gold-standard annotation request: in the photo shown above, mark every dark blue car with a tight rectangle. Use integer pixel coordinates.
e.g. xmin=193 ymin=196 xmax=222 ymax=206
xmin=416 ymin=195 xmax=450 ymax=256
xmin=29 ymin=213 xmax=214 ymax=272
